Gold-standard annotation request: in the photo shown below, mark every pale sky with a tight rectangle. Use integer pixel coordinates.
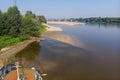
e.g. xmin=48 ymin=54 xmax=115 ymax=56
xmin=0 ymin=0 xmax=120 ymax=19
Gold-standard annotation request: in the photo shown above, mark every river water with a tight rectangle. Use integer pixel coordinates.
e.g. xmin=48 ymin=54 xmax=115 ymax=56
xmin=7 ymin=23 xmax=120 ymax=80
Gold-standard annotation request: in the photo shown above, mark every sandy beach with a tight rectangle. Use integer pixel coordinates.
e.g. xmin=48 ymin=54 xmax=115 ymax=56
xmin=43 ymin=23 xmax=63 ymax=32
xmin=47 ymin=21 xmax=85 ymax=26
xmin=42 ymin=23 xmax=79 ymax=47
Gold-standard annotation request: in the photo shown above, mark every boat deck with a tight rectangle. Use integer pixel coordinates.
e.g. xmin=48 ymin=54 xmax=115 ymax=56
xmin=4 ymin=69 xmax=36 ymax=80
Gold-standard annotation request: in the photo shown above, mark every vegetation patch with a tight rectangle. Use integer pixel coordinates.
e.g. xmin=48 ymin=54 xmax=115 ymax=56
xmin=0 ymin=36 xmax=28 ymax=49
xmin=38 ymin=24 xmax=47 ymax=34
xmin=0 ymin=6 xmax=47 ymax=49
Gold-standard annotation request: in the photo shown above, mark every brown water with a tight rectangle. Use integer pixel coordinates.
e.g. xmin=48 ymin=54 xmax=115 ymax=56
xmin=6 ymin=24 xmax=120 ymax=80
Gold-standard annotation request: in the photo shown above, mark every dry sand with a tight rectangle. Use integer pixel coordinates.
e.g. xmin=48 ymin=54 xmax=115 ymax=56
xmin=43 ymin=23 xmax=62 ymax=32
xmin=47 ymin=21 xmax=85 ymax=26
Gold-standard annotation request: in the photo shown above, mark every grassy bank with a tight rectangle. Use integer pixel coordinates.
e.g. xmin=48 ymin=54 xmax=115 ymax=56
xmin=0 ymin=36 xmax=28 ymax=49
xmin=38 ymin=24 xmax=47 ymax=34
xmin=0 ymin=24 xmax=46 ymax=49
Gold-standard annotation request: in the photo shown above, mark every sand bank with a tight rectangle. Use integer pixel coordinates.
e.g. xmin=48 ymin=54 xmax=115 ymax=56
xmin=43 ymin=23 xmax=79 ymax=47
xmin=43 ymin=32 xmax=79 ymax=47
xmin=47 ymin=21 xmax=85 ymax=26
xmin=43 ymin=23 xmax=62 ymax=32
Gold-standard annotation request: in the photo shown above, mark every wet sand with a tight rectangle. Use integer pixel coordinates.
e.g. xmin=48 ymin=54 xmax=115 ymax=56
xmin=43 ymin=32 xmax=79 ymax=47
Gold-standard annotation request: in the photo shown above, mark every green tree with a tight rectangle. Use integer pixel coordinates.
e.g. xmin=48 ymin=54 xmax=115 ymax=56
xmin=0 ymin=6 xmax=47 ymax=48
xmin=0 ymin=13 xmax=8 ymax=36
xmin=0 ymin=10 xmax=1 ymax=14
xmin=36 ymin=16 xmax=47 ymax=24
xmin=32 ymin=13 xmax=36 ymax=19
xmin=0 ymin=6 xmax=46 ymax=38
xmin=25 ymin=11 xmax=34 ymax=18
xmin=21 ymin=16 xmax=39 ymax=37
xmin=7 ymin=6 xmax=22 ymax=37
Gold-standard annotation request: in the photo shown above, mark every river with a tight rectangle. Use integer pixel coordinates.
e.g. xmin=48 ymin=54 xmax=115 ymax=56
xmin=6 ymin=23 xmax=120 ymax=80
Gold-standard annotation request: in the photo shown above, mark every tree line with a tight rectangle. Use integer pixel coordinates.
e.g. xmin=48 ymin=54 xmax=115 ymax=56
xmin=50 ymin=17 xmax=120 ymax=24
xmin=0 ymin=6 xmax=47 ymax=49
xmin=0 ymin=6 xmax=47 ymax=38
xmin=73 ymin=17 xmax=120 ymax=23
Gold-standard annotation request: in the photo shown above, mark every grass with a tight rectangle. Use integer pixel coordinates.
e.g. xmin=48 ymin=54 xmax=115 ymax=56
xmin=38 ymin=24 xmax=46 ymax=34
xmin=0 ymin=36 xmax=28 ymax=49
xmin=0 ymin=24 xmax=46 ymax=49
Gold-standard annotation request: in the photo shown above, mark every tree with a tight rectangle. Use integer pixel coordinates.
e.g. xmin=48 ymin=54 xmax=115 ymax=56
xmin=21 ymin=16 xmax=39 ymax=37
xmin=0 ymin=13 xmax=8 ymax=36
xmin=32 ymin=13 xmax=36 ymax=19
xmin=0 ymin=10 xmax=1 ymax=14
xmin=25 ymin=11 xmax=33 ymax=18
xmin=0 ymin=6 xmax=47 ymax=38
xmin=7 ymin=6 xmax=22 ymax=37
xmin=36 ymin=15 xmax=47 ymax=24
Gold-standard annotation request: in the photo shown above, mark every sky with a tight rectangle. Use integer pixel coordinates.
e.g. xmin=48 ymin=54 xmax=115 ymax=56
xmin=0 ymin=0 xmax=120 ymax=19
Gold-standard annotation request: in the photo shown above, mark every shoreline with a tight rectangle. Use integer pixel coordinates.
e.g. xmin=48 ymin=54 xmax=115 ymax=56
xmin=47 ymin=21 xmax=85 ymax=26
xmin=43 ymin=32 xmax=79 ymax=47
xmin=43 ymin=23 xmax=79 ymax=47
xmin=0 ymin=23 xmax=62 ymax=60
xmin=43 ymin=23 xmax=63 ymax=32
xmin=0 ymin=38 xmax=41 ymax=60
xmin=0 ymin=23 xmax=79 ymax=61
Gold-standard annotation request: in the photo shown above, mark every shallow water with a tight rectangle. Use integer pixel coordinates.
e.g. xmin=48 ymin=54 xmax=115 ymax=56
xmin=7 ymin=23 xmax=120 ymax=80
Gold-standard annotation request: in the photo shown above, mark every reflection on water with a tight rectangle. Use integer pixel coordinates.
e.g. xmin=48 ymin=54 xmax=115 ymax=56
xmin=6 ymin=42 xmax=41 ymax=68
xmin=5 ymin=24 xmax=120 ymax=80
xmin=15 ymin=42 xmax=40 ymax=61
xmin=38 ymin=38 xmax=95 ymax=80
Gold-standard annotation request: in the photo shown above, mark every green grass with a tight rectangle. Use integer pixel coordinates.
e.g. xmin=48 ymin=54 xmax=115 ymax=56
xmin=0 ymin=24 xmax=46 ymax=49
xmin=38 ymin=24 xmax=46 ymax=34
xmin=0 ymin=36 xmax=28 ymax=49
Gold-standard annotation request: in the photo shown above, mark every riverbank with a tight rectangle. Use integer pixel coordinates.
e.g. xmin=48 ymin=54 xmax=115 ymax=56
xmin=0 ymin=23 xmax=62 ymax=60
xmin=42 ymin=23 xmax=79 ymax=47
xmin=0 ymin=23 xmax=78 ymax=60
xmin=43 ymin=23 xmax=62 ymax=32
xmin=0 ymin=37 xmax=41 ymax=60
xmin=47 ymin=21 xmax=85 ymax=26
